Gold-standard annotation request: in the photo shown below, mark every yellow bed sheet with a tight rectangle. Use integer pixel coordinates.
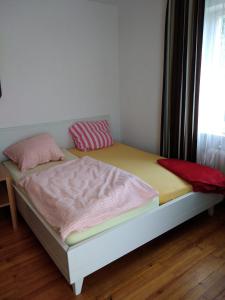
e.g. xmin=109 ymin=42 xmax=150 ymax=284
xmin=70 ymin=143 xmax=192 ymax=204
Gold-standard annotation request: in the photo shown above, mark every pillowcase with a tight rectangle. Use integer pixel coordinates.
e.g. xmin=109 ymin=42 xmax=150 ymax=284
xmin=69 ymin=120 xmax=113 ymax=151
xmin=4 ymin=133 xmax=65 ymax=171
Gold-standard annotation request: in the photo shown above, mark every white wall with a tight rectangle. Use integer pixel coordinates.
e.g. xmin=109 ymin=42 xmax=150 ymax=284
xmin=0 ymin=0 xmax=167 ymax=151
xmin=0 ymin=0 xmax=120 ymax=139
xmin=118 ymin=0 xmax=166 ymax=154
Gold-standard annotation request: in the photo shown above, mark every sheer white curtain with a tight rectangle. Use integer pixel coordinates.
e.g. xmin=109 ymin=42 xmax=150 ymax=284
xmin=197 ymin=0 xmax=225 ymax=173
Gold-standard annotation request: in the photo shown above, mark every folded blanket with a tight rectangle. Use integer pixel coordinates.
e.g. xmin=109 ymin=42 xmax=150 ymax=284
xmin=19 ymin=156 xmax=158 ymax=239
xmin=158 ymin=159 xmax=225 ymax=195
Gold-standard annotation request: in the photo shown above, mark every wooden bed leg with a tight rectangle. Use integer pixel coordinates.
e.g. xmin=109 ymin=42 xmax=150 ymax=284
xmin=208 ymin=206 xmax=214 ymax=217
xmin=72 ymin=278 xmax=84 ymax=295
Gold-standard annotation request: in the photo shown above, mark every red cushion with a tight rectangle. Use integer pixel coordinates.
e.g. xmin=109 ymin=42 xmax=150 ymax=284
xmin=158 ymin=159 xmax=225 ymax=195
xmin=69 ymin=120 xmax=113 ymax=151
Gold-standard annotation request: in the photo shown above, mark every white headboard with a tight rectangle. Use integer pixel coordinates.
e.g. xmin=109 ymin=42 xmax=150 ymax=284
xmin=0 ymin=115 xmax=110 ymax=162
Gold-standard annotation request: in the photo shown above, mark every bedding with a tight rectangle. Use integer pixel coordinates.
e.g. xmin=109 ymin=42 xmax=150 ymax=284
xmin=4 ymin=143 xmax=193 ymax=245
xmin=4 ymin=150 xmax=159 ymax=245
xmin=4 ymin=149 xmax=76 ymax=182
xmin=65 ymin=197 xmax=159 ymax=245
xmin=158 ymin=158 xmax=225 ymax=194
xmin=18 ymin=156 xmax=158 ymax=239
xmin=70 ymin=143 xmax=193 ymax=204
xmin=69 ymin=120 xmax=113 ymax=151
xmin=4 ymin=133 xmax=64 ymax=171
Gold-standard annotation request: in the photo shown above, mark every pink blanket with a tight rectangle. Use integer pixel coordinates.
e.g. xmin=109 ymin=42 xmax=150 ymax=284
xmin=19 ymin=157 xmax=158 ymax=239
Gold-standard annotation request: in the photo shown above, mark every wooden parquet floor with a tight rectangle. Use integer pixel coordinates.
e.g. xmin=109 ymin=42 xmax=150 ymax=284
xmin=0 ymin=201 xmax=225 ymax=300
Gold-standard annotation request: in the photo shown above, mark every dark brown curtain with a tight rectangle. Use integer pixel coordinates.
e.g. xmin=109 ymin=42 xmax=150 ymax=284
xmin=160 ymin=0 xmax=205 ymax=162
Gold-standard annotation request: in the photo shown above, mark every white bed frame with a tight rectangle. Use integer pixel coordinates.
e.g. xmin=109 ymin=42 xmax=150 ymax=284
xmin=0 ymin=117 xmax=224 ymax=295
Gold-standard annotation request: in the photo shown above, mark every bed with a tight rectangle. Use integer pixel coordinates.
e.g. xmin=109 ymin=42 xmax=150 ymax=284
xmin=0 ymin=117 xmax=224 ymax=295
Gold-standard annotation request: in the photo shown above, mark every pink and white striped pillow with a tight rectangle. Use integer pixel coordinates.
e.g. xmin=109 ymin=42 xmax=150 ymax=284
xmin=69 ymin=120 xmax=113 ymax=151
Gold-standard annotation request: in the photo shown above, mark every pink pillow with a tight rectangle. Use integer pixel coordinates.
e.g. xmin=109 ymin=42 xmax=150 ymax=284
xmin=4 ymin=133 xmax=65 ymax=171
xmin=69 ymin=120 xmax=113 ymax=151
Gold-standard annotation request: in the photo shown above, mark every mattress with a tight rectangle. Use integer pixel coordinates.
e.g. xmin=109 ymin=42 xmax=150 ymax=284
xmin=4 ymin=149 xmax=159 ymax=246
xmin=70 ymin=143 xmax=192 ymax=204
xmin=66 ymin=197 xmax=158 ymax=245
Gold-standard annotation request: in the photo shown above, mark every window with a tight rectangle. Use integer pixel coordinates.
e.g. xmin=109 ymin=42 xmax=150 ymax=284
xmin=197 ymin=0 xmax=225 ymax=173
xmin=221 ymin=16 xmax=225 ymax=133
xmin=198 ymin=1 xmax=225 ymax=137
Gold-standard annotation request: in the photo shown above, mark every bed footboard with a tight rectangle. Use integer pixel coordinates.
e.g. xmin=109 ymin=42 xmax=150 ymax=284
xmin=67 ymin=192 xmax=223 ymax=295
xmin=14 ymin=186 xmax=224 ymax=296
